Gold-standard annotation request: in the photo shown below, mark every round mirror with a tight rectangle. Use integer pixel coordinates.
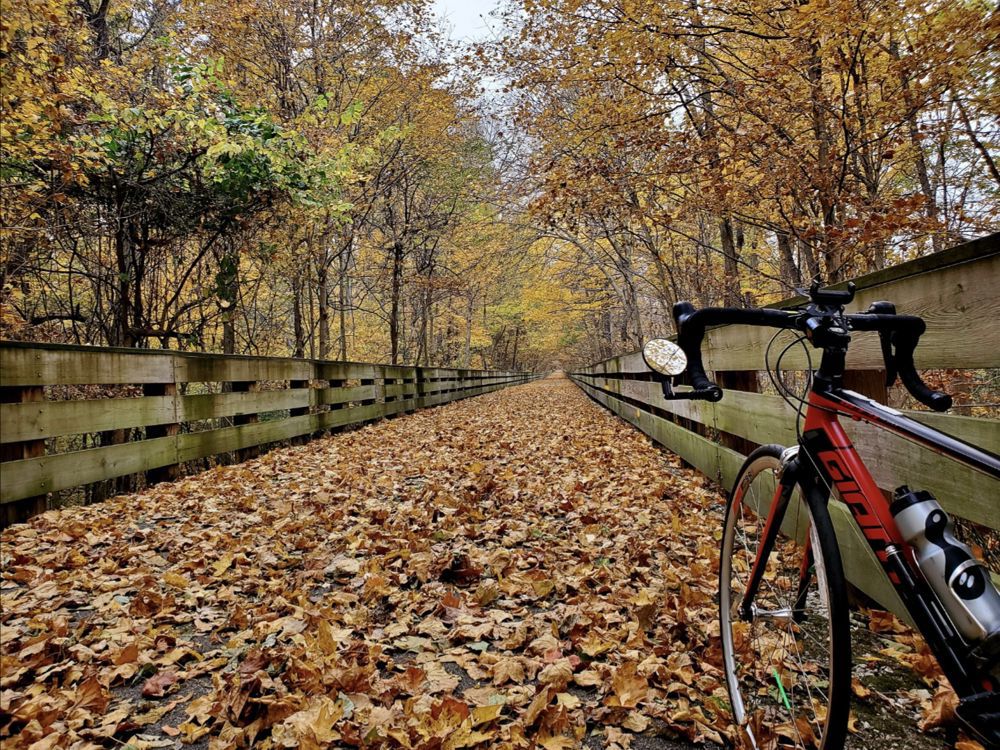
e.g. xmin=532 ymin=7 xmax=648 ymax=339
xmin=643 ymin=338 xmax=688 ymax=377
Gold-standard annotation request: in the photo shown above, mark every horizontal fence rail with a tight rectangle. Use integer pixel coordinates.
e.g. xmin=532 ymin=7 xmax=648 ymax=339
xmin=0 ymin=343 xmax=536 ymax=524
xmin=570 ymin=235 xmax=1000 ymax=618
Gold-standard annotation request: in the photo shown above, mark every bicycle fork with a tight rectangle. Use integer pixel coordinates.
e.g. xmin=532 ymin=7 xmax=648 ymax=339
xmin=738 ymin=449 xmax=802 ymax=624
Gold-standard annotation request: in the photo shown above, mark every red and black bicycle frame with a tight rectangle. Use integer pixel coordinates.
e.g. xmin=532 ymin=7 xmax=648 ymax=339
xmin=737 ymin=378 xmax=1000 ymax=701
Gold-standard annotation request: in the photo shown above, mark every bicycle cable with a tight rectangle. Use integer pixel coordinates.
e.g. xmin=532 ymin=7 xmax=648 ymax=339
xmin=765 ymin=329 xmax=845 ymax=516
xmin=764 ymin=329 xmax=812 ymax=438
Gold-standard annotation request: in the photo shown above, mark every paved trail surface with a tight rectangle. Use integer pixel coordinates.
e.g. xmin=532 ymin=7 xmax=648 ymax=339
xmin=1 ymin=375 xmax=948 ymax=749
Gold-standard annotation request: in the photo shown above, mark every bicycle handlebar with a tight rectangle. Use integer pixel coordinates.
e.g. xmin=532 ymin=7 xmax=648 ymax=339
xmin=669 ymin=301 xmax=953 ymax=412
xmin=672 ymin=304 xmax=795 ymax=403
xmin=849 ymin=312 xmax=953 ymax=411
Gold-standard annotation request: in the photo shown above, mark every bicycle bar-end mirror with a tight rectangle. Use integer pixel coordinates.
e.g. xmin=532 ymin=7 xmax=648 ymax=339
xmin=642 ymin=339 xmax=687 ymax=377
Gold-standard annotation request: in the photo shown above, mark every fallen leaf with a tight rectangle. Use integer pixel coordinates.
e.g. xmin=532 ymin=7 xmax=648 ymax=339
xmin=141 ymin=670 xmax=179 ymax=698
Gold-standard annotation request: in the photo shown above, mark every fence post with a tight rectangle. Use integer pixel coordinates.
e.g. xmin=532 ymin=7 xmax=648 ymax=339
xmin=143 ymin=381 xmax=180 ymax=485
xmin=366 ymin=366 xmax=382 ymax=409
xmin=415 ymin=366 xmax=426 ymax=408
xmin=1 ymin=385 xmax=47 ymax=525
xmin=289 ymin=370 xmax=310 ymax=444
xmin=841 ymin=369 xmax=888 ymax=402
xmin=716 ymin=370 xmax=760 ymax=457
xmin=231 ymin=380 xmax=259 ymax=461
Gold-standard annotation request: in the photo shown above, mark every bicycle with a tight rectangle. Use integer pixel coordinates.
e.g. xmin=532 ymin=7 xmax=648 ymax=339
xmin=641 ymin=280 xmax=1000 ymax=749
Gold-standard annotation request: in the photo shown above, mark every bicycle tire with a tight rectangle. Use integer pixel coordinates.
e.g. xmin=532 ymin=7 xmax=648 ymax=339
xmin=719 ymin=444 xmax=852 ymax=749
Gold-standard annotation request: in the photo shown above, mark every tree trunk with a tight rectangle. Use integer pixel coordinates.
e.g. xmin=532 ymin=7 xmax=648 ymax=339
xmin=222 ymin=312 xmax=236 ymax=355
xmin=389 ymin=241 xmax=404 ymax=365
xmin=292 ymin=279 xmax=305 ymax=358
xmin=956 ymin=97 xmax=1000 ymax=189
xmin=464 ymin=294 xmax=474 ymax=367
xmin=338 ymin=276 xmax=348 ymax=360
xmin=112 ymin=210 xmax=132 ymax=347
xmin=218 ymin=248 xmax=239 ymax=355
xmin=800 ymin=236 xmax=821 ymax=281
xmin=511 ymin=325 xmax=520 ymax=371
xmin=83 ymin=0 xmax=112 ymax=60
xmin=777 ymin=231 xmax=799 ymax=288
xmin=890 ymin=39 xmax=940 ymax=252
xmin=720 ymin=217 xmax=740 ymax=305
xmin=337 ymin=241 xmax=351 ymax=360
xmin=317 ymin=250 xmax=329 ymax=360
xmin=807 ymin=39 xmax=842 ymax=280
xmin=424 ymin=287 xmax=433 ymax=366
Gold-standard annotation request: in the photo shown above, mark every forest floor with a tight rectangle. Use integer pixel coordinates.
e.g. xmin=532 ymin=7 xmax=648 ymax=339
xmin=1 ymin=375 xmax=963 ymax=749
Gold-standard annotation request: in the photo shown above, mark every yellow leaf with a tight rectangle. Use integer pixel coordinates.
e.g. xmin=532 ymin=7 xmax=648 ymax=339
xmin=163 ymin=571 xmax=190 ymax=589
xmin=555 ymin=692 xmax=581 ymax=709
xmin=471 ymin=703 xmax=503 ymax=726
xmin=538 ymin=734 xmax=576 ymax=749
xmin=621 ymin=712 xmax=649 ymax=732
xmin=609 ymin=661 xmax=648 ymax=708
xmin=212 ymin=552 xmax=234 ymax=577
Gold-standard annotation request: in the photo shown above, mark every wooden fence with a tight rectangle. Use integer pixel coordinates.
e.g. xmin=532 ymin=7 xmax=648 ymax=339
xmin=0 ymin=344 xmax=535 ymax=525
xmin=570 ymin=234 xmax=1000 ymax=618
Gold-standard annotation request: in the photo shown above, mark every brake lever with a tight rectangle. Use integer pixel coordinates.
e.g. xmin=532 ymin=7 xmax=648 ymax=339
xmin=880 ymin=332 xmax=898 ymax=387
xmin=866 ymin=301 xmax=899 ymax=387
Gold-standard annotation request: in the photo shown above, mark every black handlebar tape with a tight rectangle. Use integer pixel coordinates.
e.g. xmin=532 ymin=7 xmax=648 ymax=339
xmin=893 ymin=332 xmax=953 ymax=412
xmin=844 ymin=312 xmax=924 ymax=334
xmin=847 ymin=314 xmax=952 ymax=412
xmin=687 ymin=385 xmax=724 ymax=402
xmin=672 ymin=303 xmax=798 ymax=401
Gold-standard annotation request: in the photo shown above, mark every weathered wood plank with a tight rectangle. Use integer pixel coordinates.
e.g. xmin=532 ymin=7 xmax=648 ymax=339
xmin=229 ymin=381 xmax=260 ymax=461
xmin=381 ymin=365 xmax=418 ymax=380
xmin=1 ymin=346 xmax=175 ymax=386
xmin=423 ymin=381 xmax=466 ymax=395
xmin=181 ymin=389 xmax=310 ymax=421
xmin=1 ymin=436 xmax=179 ymax=503
xmin=0 ymin=388 xmax=351 ymax=441
xmin=0 ymin=351 xmax=532 ymax=508
xmin=574 ymin=240 xmax=998 ymax=375
xmin=383 ymin=398 xmax=420 ymax=417
xmin=828 ymin=501 xmax=910 ymax=621
xmin=317 ymin=361 xmax=377 ymax=381
xmin=319 ymin=402 xmax=388 ymax=430
xmin=846 ymin=419 xmax=999 ymax=530
xmin=572 ymin=377 xmax=743 ymax=487
xmin=2 ymin=395 xmax=176 ymax=442
xmin=175 ymin=355 xmax=313 ymax=383
xmin=144 ymin=382 xmax=180 ymax=485
xmin=176 ymin=414 xmax=321 ymax=462
xmin=317 ymin=385 xmax=377 ymax=406
xmin=1 ymin=386 xmax=48 ymax=523
xmin=774 ymin=232 xmax=998 ymax=309
xmin=385 ymin=383 xmax=418 ymax=398
xmin=912 ymin=411 xmax=1000 ymax=450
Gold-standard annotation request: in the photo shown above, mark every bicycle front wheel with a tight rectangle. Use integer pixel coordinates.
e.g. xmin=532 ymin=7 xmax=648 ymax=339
xmin=719 ymin=444 xmax=851 ymax=749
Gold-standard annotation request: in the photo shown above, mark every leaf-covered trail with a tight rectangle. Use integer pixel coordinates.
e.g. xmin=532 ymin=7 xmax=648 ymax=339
xmin=3 ymin=373 xmax=735 ymax=749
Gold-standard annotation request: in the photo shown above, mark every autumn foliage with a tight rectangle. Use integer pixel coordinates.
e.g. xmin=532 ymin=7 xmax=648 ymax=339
xmin=5 ymin=0 xmax=997 ymax=367
xmin=484 ymin=0 xmax=1000 ymax=361
xmin=1 ymin=0 xmax=560 ymax=369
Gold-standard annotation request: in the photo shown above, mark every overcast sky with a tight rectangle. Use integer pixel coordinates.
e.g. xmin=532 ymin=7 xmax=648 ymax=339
xmin=432 ymin=0 xmax=502 ymax=42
